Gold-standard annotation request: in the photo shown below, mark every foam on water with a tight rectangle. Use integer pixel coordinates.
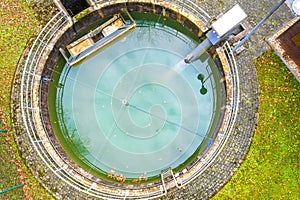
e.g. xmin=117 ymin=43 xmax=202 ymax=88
xmin=173 ymin=59 xmax=187 ymax=73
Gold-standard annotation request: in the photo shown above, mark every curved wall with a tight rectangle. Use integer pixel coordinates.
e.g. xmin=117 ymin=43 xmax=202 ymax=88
xmin=10 ymin=1 xmax=256 ymax=199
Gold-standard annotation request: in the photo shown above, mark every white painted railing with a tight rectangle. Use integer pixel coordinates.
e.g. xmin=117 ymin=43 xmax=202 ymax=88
xmin=94 ymin=0 xmax=211 ymax=25
xmin=17 ymin=2 xmax=240 ymax=199
xmin=176 ymin=41 xmax=240 ymax=187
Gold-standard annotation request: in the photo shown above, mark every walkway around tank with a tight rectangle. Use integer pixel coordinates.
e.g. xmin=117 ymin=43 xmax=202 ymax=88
xmin=10 ymin=0 xmax=296 ymax=199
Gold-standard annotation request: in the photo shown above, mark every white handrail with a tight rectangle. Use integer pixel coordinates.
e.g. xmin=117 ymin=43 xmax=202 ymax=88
xmin=94 ymin=0 xmax=211 ymax=24
xmin=17 ymin=2 xmax=241 ymax=199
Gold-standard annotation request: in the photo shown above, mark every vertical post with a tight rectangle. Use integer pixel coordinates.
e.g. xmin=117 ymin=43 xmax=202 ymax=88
xmin=181 ymin=0 xmax=186 ymax=12
xmin=231 ymin=0 xmax=286 ymax=53
xmin=53 ymin=0 xmax=73 ymax=25
xmin=86 ymin=0 xmax=98 ymax=9
xmin=59 ymin=48 xmax=71 ymax=65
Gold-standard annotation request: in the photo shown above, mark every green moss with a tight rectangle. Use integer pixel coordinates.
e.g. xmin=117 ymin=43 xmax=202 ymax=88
xmin=74 ymin=8 xmax=94 ymax=22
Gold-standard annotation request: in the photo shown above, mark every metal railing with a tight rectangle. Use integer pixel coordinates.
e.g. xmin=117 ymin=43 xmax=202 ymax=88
xmin=176 ymin=41 xmax=240 ymax=186
xmin=94 ymin=0 xmax=211 ymax=26
xmin=17 ymin=1 xmax=240 ymax=199
xmin=18 ymin=7 xmax=165 ymax=200
xmin=19 ymin=11 xmax=112 ymax=198
xmin=164 ymin=0 xmax=211 ymax=24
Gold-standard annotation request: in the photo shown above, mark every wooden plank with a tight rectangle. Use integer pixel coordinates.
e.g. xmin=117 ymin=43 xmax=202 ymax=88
xmin=67 ymin=38 xmax=95 ymax=57
xmin=102 ymin=18 xmax=125 ymax=37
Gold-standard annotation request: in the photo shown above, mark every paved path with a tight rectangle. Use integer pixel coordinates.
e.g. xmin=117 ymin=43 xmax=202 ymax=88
xmin=200 ymin=0 xmax=294 ymax=57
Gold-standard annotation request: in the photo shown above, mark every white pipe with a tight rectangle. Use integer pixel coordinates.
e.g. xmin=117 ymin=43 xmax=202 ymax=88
xmin=184 ymin=38 xmax=212 ymax=63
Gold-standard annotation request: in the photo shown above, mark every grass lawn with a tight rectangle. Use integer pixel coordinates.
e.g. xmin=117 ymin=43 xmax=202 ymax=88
xmin=0 ymin=1 xmax=53 ymax=199
xmin=214 ymin=51 xmax=300 ymax=199
xmin=0 ymin=1 xmax=299 ymax=199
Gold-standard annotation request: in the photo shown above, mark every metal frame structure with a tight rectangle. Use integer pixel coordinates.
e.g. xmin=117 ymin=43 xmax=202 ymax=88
xmin=63 ymin=11 xmax=136 ymax=66
xmin=16 ymin=1 xmax=240 ymax=199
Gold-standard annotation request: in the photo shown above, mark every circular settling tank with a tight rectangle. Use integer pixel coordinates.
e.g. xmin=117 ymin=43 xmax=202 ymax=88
xmin=13 ymin=1 xmax=259 ymax=199
xmin=52 ymin=15 xmax=221 ymax=180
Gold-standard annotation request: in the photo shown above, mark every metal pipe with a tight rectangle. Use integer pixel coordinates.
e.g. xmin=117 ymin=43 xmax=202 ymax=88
xmin=184 ymin=38 xmax=212 ymax=63
xmin=181 ymin=0 xmax=186 ymax=12
xmin=231 ymin=0 xmax=286 ymax=53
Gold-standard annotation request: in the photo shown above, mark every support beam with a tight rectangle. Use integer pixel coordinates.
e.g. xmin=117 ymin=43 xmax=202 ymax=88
xmin=55 ymin=164 xmax=68 ymax=172
xmin=24 ymin=107 xmax=39 ymax=110
xmin=39 ymin=39 xmax=51 ymax=49
xmin=86 ymin=182 xmax=97 ymax=192
xmin=59 ymin=48 xmax=71 ymax=65
xmin=33 ymin=140 xmax=48 ymax=143
xmin=25 ymin=71 xmax=41 ymax=78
